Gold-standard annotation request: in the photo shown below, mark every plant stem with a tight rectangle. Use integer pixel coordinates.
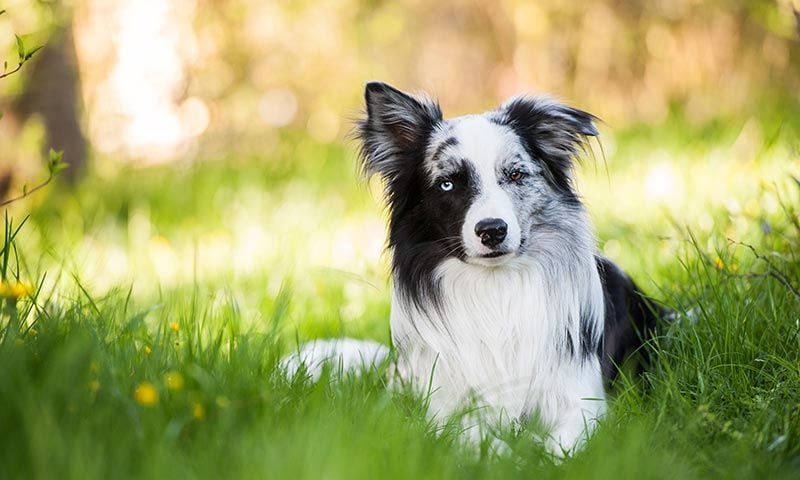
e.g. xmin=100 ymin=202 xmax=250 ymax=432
xmin=0 ymin=174 xmax=53 ymax=207
xmin=0 ymin=63 xmax=24 ymax=80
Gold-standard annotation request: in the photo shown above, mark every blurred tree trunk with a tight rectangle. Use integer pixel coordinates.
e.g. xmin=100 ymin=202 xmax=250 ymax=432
xmin=13 ymin=24 xmax=86 ymax=183
xmin=0 ymin=172 xmax=11 ymax=202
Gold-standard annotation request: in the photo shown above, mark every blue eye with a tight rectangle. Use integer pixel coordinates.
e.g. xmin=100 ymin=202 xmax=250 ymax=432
xmin=439 ymin=180 xmax=454 ymax=192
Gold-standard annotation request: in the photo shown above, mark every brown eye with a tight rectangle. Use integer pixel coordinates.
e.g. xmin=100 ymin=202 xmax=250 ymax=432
xmin=509 ymin=170 xmax=526 ymax=182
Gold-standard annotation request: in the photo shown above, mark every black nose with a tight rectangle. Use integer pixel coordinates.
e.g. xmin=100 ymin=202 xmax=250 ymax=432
xmin=474 ymin=218 xmax=508 ymax=247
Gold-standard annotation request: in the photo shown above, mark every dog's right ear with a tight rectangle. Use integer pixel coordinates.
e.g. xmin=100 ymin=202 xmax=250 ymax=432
xmin=357 ymin=82 xmax=442 ymax=180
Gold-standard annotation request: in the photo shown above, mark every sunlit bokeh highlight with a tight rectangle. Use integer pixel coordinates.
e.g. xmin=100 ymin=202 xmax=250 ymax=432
xmin=75 ymin=0 xmax=205 ymax=160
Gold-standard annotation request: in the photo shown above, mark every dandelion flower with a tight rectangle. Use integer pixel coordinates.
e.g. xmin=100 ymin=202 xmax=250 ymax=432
xmin=165 ymin=371 xmax=184 ymax=391
xmin=0 ymin=281 xmax=34 ymax=299
xmin=169 ymin=322 xmax=180 ymax=333
xmin=713 ymin=257 xmax=725 ymax=270
xmin=134 ymin=382 xmax=159 ymax=407
xmin=10 ymin=282 xmax=33 ymax=299
xmin=143 ymin=345 xmax=152 ymax=355
xmin=192 ymin=402 xmax=205 ymax=420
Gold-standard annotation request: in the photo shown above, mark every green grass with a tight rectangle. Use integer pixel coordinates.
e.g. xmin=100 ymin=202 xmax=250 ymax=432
xmin=1 ymin=123 xmax=799 ymax=478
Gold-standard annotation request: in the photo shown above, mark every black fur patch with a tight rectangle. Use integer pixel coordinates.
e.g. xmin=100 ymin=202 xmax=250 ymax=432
xmin=597 ymin=256 xmax=668 ymax=382
xmin=429 ymin=136 xmax=459 ymax=165
xmin=565 ymin=330 xmax=575 ymax=357
xmin=579 ymin=311 xmax=602 ymax=360
xmin=356 ymin=82 xmax=478 ymax=309
xmin=389 ymin=162 xmax=480 ymax=308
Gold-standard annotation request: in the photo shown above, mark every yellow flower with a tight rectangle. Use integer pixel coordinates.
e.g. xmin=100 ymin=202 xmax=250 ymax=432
xmin=143 ymin=345 xmax=152 ymax=355
xmin=165 ymin=371 xmax=184 ymax=391
xmin=0 ymin=281 xmax=33 ymax=299
xmin=89 ymin=379 xmax=101 ymax=392
xmin=713 ymin=257 xmax=725 ymax=270
xmin=134 ymin=382 xmax=159 ymax=407
xmin=10 ymin=282 xmax=33 ymax=299
xmin=169 ymin=322 xmax=180 ymax=333
xmin=192 ymin=402 xmax=205 ymax=420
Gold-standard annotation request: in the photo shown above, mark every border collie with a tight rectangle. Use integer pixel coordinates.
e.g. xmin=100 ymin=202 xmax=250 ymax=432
xmin=283 ymin=82 xmax=667 ymax=455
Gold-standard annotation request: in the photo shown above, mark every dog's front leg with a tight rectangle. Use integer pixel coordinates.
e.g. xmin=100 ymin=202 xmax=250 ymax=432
xmin=544 ymin=400 xmax=605 ymax=457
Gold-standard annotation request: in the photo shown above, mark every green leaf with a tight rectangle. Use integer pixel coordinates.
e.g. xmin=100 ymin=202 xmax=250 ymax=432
xmin=15 ymin=35 xmax=25 ymax=63
xmin=51 ymin=162 xmax=69 ymax=175
xmin=48 ymin=149 xmax=67 ymax=175
xmin=24 ymin=45 xmax=43 ymax=61
xmin=49 ymin=149 xmax=64 ymax=163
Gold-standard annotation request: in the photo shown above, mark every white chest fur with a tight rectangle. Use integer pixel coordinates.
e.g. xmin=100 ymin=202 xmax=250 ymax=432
xmin=391 ymin=255 xmax=607 ymax=452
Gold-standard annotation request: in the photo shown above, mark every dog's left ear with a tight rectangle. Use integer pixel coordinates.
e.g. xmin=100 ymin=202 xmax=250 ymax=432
xmin=497 ymin=96 xmax=599 ymax=196
xmin=357 ymin=82 xmax=443 ymax=181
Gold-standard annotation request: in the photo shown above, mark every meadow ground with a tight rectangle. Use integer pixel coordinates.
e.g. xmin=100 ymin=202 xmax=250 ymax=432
xmin=1 ymin=119 xmax=799 ymax=479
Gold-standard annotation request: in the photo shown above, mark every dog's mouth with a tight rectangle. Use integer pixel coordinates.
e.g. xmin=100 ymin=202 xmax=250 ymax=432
xmin=467 ymin=249 xmax=516 ymax=266
xmin=480 ymin=251 xmax=510 ymax=258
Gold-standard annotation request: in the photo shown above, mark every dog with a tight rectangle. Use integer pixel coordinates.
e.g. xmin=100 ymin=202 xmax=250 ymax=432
xmin=283 ymin=81 xmax=668 ymax=456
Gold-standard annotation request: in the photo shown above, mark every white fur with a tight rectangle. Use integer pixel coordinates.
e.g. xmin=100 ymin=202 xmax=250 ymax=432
xmin=391 ymin=249 xmax=606 ymax=454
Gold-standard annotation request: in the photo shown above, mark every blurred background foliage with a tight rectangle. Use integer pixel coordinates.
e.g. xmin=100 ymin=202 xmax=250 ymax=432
xmin=0 ymin=0 xmax=798 ymax=338
xmin=1 ymin=0 xmax=797 ymax=161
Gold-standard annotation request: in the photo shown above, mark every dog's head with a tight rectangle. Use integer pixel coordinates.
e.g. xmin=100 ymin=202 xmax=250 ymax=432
xmin=357 ymin=82 xmax=598 ymax=302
